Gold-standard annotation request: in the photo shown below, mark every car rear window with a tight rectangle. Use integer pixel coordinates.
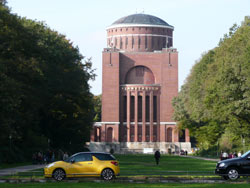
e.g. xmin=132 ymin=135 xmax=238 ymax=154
xmin=92 ymin=153 xmax=116 ymax=160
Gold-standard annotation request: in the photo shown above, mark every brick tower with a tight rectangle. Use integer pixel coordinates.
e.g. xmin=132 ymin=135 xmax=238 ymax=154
xmin=89 ymin=14 xmax=191 ymax=153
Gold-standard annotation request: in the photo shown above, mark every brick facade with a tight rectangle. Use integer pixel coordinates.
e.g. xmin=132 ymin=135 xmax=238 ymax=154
xmin=89 ymin=14 xmax=190 ymax=153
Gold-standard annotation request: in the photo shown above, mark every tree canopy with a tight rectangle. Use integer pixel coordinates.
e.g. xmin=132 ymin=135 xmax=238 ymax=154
xmin=173 ymin=17 xmax=250 ymax=153
xmin=0 ymin=3 xmax=95 ymax=162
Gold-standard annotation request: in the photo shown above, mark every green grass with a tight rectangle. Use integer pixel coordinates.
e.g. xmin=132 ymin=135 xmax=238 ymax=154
xmin=0 ymin=182 xmax=249 ymax=188
xmin=114 ymin=154 xmax=217 ymax=176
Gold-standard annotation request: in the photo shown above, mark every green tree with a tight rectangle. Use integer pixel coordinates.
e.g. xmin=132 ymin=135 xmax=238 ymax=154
xmin=173 ymin=16 xmax=250 ymax=153
xmin=0 ymin=3 xmax=95 ymax=162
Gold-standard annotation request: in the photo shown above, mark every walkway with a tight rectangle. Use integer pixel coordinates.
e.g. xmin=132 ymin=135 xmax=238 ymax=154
xmin=0 ymin=164 xmax=45 ymax=176
xmin=180 ymin=155 xmax=219 ymax=162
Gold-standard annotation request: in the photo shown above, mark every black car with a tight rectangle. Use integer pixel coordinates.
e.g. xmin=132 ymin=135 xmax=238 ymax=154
xmin=215 ymin=150 xmax=250 ymax=180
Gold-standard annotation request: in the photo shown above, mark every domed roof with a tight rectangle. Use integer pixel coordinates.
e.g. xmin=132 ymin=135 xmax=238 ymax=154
xmin=111 ymin=13 xmax=173 ymax=28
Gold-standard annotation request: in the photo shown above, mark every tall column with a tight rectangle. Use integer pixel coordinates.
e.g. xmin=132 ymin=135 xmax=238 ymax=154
xmin=150 ymin=91 xmax=153 ymax=142
xmin=142 ymin=90 xmax=146 ymax=142
xmin=134 ymin=91 xmax=138 ymax=142
xmin=127 ymin=89 xmax=131 ymax=142
xmin=101 ymin=124 xmax=106 ymax=142
xmin=157 ymin=93 xmax=160 ymax=142
xmin=185 ymin=129 xmax=190 ymax=142
xmin=120 ymin=94 xmax=124 ymax=142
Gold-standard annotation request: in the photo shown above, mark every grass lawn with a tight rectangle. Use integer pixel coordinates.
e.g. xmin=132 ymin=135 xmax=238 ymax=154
xmin=2 ymin=154 xmax=217 ymax=178
xmin=115 ymin=154 xmax=217 ymax=176
xmin=0 ymin=182 xmax=249 ymax=188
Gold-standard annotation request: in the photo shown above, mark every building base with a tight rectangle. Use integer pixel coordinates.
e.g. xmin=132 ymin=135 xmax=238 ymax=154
xmin=87 ymin=142 xmax=191 ymax=154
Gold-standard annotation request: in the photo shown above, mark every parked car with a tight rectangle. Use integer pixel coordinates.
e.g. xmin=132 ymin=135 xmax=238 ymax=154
xmin=44 ymin=152 xmax=120 ymax=181
xmin=215 ymin=150 xmax=250 ymax=180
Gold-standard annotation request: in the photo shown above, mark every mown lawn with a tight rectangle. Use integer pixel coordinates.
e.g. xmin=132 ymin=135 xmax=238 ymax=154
xmin=6 ymin=154 xmax=217 ymax=177
xmin=115 ymin=154 xmax=217 ymax=176
xmin=0 ymin=182 xmax=249 ymax=188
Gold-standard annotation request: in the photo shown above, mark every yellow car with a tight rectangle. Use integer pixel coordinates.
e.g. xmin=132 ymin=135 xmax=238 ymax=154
xmin=44 ymin=152 xmax=120 ymax=181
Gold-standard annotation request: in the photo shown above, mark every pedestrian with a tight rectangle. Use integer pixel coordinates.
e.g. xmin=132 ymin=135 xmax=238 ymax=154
xmin=238 ymin=151 xmax=242 ymax=157
xmin=63 ymin=152 xmax=69 ymax=161
xmin=154 ymin=150 xmax=161 ymax=165
xmin=222 ymin=151 xmax=228 ymax=160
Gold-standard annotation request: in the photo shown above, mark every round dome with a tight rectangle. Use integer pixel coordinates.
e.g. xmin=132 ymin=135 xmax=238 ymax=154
xmin=111 ymin=13 xmax=173 ymax=28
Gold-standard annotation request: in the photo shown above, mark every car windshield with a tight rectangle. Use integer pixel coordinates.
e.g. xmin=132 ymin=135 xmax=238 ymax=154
xmin=241 ymin=150 xmax=250 ymax=158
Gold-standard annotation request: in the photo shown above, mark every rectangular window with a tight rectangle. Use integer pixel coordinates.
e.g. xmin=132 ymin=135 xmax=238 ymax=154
xmin=132 ymin=37 xmax=134 ymax=49
xmin=126 ymin=37 xmax=128 ymax=48
xmin=138 ymin=96 xmax=142 ymax=122
xmin=145 ymin=36 xmax=147 ymax=49
xmin=152 ymin=37 xmax=154 ymax=49
xmin=138 ymin=36 xmax=141 ymax=49
xmin=153 ymin=96 xmax=157 ymax=122
xmin=123 ymin=96 xmax=127 ymax=121
xmin=146 ymin=96 xmax=150 ymax=122
xmin=130 ymin=96 xmax=135 ymax=122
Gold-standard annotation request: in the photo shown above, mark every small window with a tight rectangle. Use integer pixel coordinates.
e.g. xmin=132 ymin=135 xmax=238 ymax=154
xmin=92 ymin=153 xmax=116 ymax=161
xmin=132 ymin=37 xmax=134 ymax=48
xmin=126 ymin=28 xmax=128 ymax=31
xmin=74 ymin=153 xmax=93 ymax=162
xmin=120 ymin=28 xmax=122 ymax=31
xmin=138 ymin=36 xmax=141 ymax=49
xmin=145 ymin=36 xmax=147 ymax=49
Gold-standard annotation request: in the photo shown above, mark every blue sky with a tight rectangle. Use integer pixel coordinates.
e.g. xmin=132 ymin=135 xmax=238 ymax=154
xmin=7 ymin=0 xmax=250 ymax=95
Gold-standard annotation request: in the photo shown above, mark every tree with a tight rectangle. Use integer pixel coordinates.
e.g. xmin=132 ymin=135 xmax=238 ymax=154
xmin=0 ymin=3 xmax=95 ymax=162
xmin=173 ymin=17 xmax=250 ymax=153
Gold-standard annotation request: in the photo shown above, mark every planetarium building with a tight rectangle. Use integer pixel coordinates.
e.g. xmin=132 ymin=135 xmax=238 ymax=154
xmin=89 ymin=13 xmax=191 ymax=153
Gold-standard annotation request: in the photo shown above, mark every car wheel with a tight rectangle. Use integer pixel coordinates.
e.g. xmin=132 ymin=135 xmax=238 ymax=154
xmin=53 ymin=169 xmax=66 ymax=181
xmin=101 ymin=168 xmax=114 ymax=180
xmin=227 ymin=168 xmax=240 ymax=180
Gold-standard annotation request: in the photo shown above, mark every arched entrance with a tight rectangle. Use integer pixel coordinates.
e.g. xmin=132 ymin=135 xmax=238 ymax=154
xmin=107 ymin=127 xmax=113 ymax=142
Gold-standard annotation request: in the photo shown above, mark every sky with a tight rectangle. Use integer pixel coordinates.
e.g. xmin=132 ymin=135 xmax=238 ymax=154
xmin=7 ymin=0 xmax=250 ymax=95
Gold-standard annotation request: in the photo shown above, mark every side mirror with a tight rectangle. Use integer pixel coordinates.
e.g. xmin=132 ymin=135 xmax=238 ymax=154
xmin=70 ymin=159 xmax=75 ymax=163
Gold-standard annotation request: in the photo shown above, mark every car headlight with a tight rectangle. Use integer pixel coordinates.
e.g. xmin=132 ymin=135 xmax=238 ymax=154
xmin=47 ymin=163 xmax=55 ymax=168
xmin=219 ymin=163 xmax=225 ymax=167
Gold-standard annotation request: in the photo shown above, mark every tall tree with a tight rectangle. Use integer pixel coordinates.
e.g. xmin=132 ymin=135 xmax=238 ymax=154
xmin=0 ymin=3 xmax=95 ymax=162
xmin=173 ymin=17 xmax=250 ymax=152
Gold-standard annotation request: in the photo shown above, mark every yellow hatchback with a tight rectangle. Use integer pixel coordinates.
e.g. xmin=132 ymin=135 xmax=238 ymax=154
xmin=44 ymin=152 xmax=120 ymax=181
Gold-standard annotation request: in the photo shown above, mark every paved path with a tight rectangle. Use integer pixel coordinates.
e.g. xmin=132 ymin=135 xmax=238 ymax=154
xmin=180 ymin=155 xmax=219 ymax=162
xmin=0 ymin=164 xmax=45 ymax=176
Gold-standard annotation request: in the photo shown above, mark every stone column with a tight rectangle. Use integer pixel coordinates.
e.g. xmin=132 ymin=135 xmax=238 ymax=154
xmin=150 ymin=91 xmax=153 ymax=142
xmin=120 ymin=94 xmax=124 ymax=142
xmin=127 ymin=89 xmax=131 ymax=142
xmin=134 ymin=91 xmax=138 ymax=142
xmin=157 ymin=93 xmax=160 ymax=142
xmin=185 ymin=128 xmax=190 ymax=142
xmin=142 ymin=90 xmax=146 ymax=142
xmin=101 ymin=124 xmax=106 ymax=142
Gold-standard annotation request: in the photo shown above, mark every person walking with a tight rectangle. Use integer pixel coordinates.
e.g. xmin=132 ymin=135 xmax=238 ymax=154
xmin=154 ymin=150 xmax=161 ymax=165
